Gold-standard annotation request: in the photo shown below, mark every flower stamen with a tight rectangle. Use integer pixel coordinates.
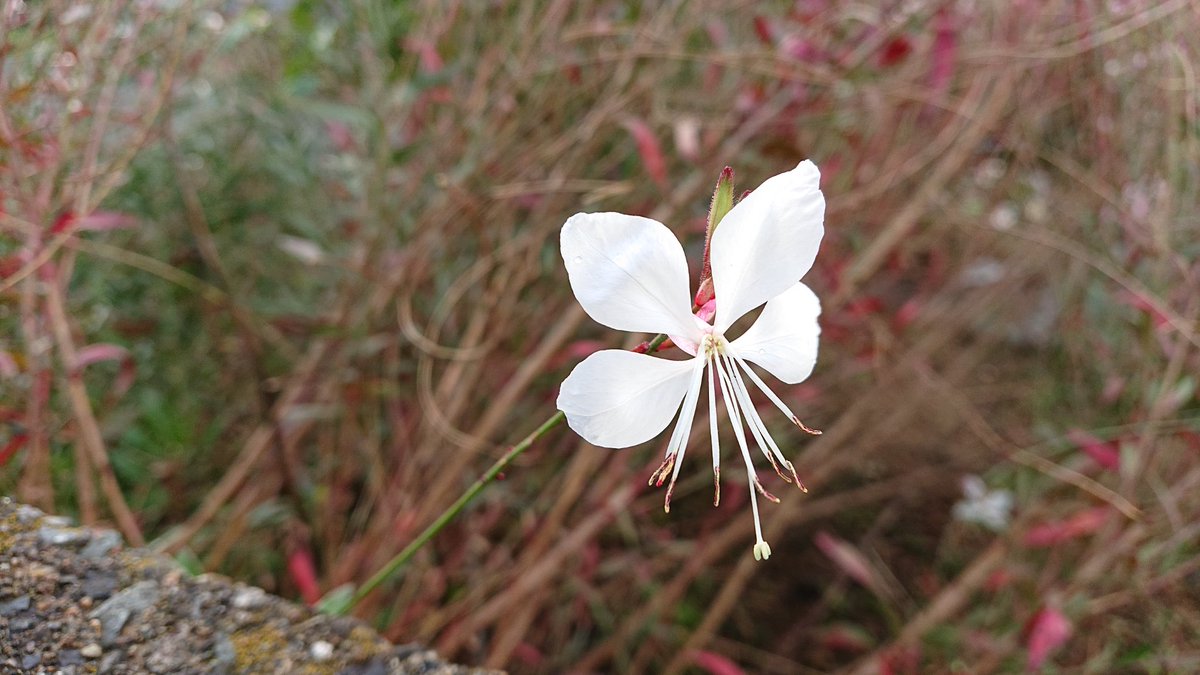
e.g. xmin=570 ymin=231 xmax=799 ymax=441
xmin=706 ymin=360 xmax=721 ymax=507
xmin=657 ymin=360 xmax=707 ymax=513
xmin=713 ymin=350 xmax=771 ymax=557
xmin=720 ymin=350 xmax=793 ymax=485
xmin=730 ymin=350 xmax=822 ymax=436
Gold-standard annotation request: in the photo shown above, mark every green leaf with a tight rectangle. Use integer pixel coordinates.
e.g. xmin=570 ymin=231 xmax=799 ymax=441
xmin=316 ymin=583 xmax=357 ymax=616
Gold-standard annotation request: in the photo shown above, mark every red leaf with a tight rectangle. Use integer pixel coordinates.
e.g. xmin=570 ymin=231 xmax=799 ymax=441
xmin=1065 ymin=429 xmax=1120 ymax=471
xmin=879 ymin=36 xmax=913 ymax=66
xmin=621 ymin=117 xmax=669 ymax=190
xmin=690 ymin=650 xmax=747 ymax=675
xmin=1025 ymin=606 xmax=1072 ymax=671
xmin=287 ymin=547 xmax=321 ymax=606
xmin=0 ymin=433 xmax=29 ymax=467
xmin=752 ymin=16 xmax=776 ymax=45
xmin=929 ymin=9 xmax=957 ymax=96
xmin=893 ymin=298 xmax=921 ymax=332
xmin=1023 ymin=507 xmax=1110 ymax=548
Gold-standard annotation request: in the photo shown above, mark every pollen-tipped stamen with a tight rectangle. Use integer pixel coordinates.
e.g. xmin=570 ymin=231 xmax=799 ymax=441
xmin=649 ymin=454 xmax=675 ymax=487
xmin=783 ymin=459 xmax=808 ymax=493
xmin=794 ymin=417 xmax=822 ymax=435
xmin=729 ymin=350 xmax=821 ymax=435
xmin=722 ymin=351 xmax=798 ymax=485
xmin=658 ymin=360 xmax=707 ymax=512
xmin=753 ymin=477 xmax=781 ymax=503
xmin=721 ymin=352 xmax=790 ymax=483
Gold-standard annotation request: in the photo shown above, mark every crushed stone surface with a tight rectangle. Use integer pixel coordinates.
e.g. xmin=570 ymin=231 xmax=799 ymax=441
xmin=0 ymin=498 xmax=499 ymax=674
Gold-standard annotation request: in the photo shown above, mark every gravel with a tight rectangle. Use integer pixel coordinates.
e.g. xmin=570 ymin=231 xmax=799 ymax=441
xmin=0 ymin=498 xmax=499 ymax=674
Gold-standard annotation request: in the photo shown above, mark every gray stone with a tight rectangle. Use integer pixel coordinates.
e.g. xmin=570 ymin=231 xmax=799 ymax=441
xmin=98 ymin=649 xmax=122 ymax=674
xmin=89 ymin=580 xmax=161 ymax=646
xmin=14 ymin=504 xmax=44 ymax=525
xmin=80 ymin=570 xmax=118 ymax=600
xmin=213 ymin=632 xmax=236 ymax=665
xmin=38 ymin=525 xmax=91 ymax=548
xmin=80 ymin=529 xmax=124 ymax=559
xmin=0 ymin=595 xmax=30 ymax=616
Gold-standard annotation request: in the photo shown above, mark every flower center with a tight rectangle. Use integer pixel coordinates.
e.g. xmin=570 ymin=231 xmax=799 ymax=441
xmin=700 ymin=332 xmax=723 ymax=360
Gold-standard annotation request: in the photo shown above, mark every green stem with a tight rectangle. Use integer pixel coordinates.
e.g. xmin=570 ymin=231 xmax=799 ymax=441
xmin=344 ymin=411 xmax=565 ymax=612
xmin=339 ymin=333 xmax=669 ymax=614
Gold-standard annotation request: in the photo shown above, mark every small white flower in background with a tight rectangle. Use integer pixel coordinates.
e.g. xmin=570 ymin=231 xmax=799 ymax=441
xmin=952 ymin=475 xmax=1013 ymax=532
xmin=556 ymin=160 xmax=826 ymax=561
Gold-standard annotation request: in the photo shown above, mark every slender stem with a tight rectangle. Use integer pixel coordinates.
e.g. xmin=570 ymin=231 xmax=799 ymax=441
xmin=341 ymin=333 xmax=669 ymax=614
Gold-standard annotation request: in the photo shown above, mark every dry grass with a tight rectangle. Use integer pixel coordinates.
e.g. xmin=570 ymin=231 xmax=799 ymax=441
xmin=2 ymin=0 xmax=1199 ymax=672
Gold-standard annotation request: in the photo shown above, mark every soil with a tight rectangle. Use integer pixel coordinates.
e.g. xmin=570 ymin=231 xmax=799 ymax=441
xmin=0 ymin=498 xmax=496 ymax=674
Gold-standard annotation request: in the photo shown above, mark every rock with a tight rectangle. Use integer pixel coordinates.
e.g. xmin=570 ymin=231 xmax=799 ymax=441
xmin=38 ymin=524 xmax=91 ymax=548
xmin=0 ymin=499 xmax=496 ymax=674
xmin=311 ymin=639 xmax=335 ymax=661
xmin=80 ymin=569 xmax=118 ymax=600
xmin=80 ymin=529 xmax=123 ymax=559
xmin=89 ymin=580 xmax=161 ymax=646
xmin=0 ymin=595 xmax=30 ymax=616
xmin=231 ymin=585 xmax=268 ymax=609
xmin=212 ymin=632 xmax=237 ymax=670
xmin=14 ymin=503 xmax=45 ymax=525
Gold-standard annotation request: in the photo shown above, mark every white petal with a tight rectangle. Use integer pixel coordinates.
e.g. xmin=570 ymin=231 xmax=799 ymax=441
xmin=709 ymin=160 xmax=825 ymax=332
xmin=728 ymin=282 xmax=821 ymax=384
xmin=557 ymin=350 xmax=697 ymax=448
xmin=561 ymin=212 xmax=700 ymax=339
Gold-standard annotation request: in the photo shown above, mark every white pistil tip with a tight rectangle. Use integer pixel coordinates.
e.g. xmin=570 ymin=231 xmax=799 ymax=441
xmin=753 ymin=540 xmax=772 ymax=561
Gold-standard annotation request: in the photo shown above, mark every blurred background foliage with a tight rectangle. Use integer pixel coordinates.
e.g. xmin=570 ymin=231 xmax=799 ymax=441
xmin=2 ymin=0 xmax=1199 ymax=672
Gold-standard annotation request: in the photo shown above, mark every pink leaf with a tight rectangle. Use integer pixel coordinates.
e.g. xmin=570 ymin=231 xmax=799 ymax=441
xmin=512 ymin=643 xmax=544 ymax=667
xmin=690 ymin=650 xmax=746 ymax=675
xmin=1065 ymin=429 xmax=1120 ymax=471
xmin=51 ymin=210 xmax=138 ymax=234
xmin=1023 ymin=507 xmax=1110 ymax=548
xmin=673 ymin=117 xmax=701 ymax=162
xmin=929 ymin=9 xmax=957 ymax=96
xmin=817 ymin=623 xmax=874 ymax=653
xmin=74 ymin=343 xmax=136 ymax=401
xmin=814 ymin=531 xmax=885 ymax=597
xmin=0 ymin=350 xmax=18 ymax=378
xmin=621 ymin=117 xmax=669 ymax=190
xmin=1025 ymin=606 xmax=1072 ymax=671
xmin=287 ymin=546 xmax=321 ymax=605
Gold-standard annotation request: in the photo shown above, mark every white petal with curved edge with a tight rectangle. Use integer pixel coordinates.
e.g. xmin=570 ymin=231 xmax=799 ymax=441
xmin=728 ymin=282 xmax=821 ymax=384
xmin=557 ymin=350 xmax=698 ymax=448
xmin=710 ymin=160 xmax=825 ymax=332
xmin=562 ymin=213 xmax=700 ymax=339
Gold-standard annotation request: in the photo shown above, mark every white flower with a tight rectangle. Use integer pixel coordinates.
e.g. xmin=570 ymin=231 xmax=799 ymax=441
xmin=556 ymin=160 xmax=826 ymax=560
xmin=952 ymin=475 xmax=1013 ymax=532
